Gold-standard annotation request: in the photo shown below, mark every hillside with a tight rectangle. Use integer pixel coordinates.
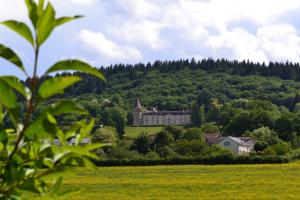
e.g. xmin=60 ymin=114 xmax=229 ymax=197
xmin=61 ymin=59 xmax=300 ymax=112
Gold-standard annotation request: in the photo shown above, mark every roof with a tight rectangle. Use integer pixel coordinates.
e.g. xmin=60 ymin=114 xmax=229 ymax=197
xmin=143 ymin=110 xmax=191 ymax=115
xmin=204 ymin=133 xmax=223 ymax=145
xmin=219 ymin=136 xmax=255 ymax=147
xmin=135 ymin=98 xmax=142 ymax=109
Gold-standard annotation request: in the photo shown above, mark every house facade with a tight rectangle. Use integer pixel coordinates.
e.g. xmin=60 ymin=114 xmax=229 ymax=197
xmin=133 ymin=98 xmax=192 ymax=126
xmin=217 ymin=136 xmax=255 ymax=155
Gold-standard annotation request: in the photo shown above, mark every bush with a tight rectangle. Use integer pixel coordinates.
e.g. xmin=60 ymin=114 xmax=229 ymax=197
xmin=132 ymin=133 xmax=154 ymax=154
xmin=183 ymin=128 xmax=203 ymax=141
xmin=263 ymin=142 xmax=290 ymax=156
xmin=254 ymin=141 xmax=269 ymax=153
xmin=108 ymin=147 xmax=142 ymax=160
xmin=94 ymin=154 xmax=293 ymax=166
xmin=92 ymin=128 xmax=118 ymax=145
xmin=174 ymin=139 xmax=209 ymax=157
xmin=163 ymin=125 xmax=184 ymax=140
xmin=154 ymin=131 xmax=174 ymax=147
xmin=155 ymin=146 xmax=176 ymax=158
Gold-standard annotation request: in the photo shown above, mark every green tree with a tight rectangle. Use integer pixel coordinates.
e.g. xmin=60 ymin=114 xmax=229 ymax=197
xmin=111 ymin=107 xmax=127 ymax=138
xmin=254 ymin=141 xmax=269 ymax=153
xmin=154 ymin=131 xmax=174 ymax=148
xmin=200 ymin=122 xmax=220 ymax=134
xmin=132 ymin=133 xmax=153 ymax=154
xmin=0 ymin=1 xmax=105 ymax=198
xmin=92 ymin=128 xmax=117 ymax=146
xmin=247 ymin=126 xmax=280 ymax=145
xmin=191 ymin=105 xmax=206 ymax=125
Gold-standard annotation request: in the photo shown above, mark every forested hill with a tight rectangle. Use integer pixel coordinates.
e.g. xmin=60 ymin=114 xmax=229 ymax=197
xmin=61 ymin=58 xmax=300 ymax=112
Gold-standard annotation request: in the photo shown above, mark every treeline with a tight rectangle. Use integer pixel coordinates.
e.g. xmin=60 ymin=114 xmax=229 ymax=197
xmin=102 ymin=58 xmax=300 ymax=80
xmin=90 ymin=124 xmax=300 ymax=166
xmin=54 ymin=58 xmax=300 ymax=113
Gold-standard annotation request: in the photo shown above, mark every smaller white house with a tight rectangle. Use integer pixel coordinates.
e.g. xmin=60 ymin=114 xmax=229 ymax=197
xmin=217 ymin=136 xmax=255 ymax=155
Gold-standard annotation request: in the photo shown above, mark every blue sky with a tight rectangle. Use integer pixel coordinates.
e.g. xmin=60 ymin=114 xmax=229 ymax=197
xmin=1 ymin=0 xmax=300 ymax=78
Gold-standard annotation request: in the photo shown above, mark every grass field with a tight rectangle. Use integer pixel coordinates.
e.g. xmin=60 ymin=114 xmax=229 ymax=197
xmin=124 ymin=126 xmax=164 ymax=138
xmin=28 ymin=162 xmax=300 ymax=200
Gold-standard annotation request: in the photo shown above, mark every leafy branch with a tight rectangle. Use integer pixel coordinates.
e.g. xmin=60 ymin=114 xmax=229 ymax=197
xmin=0 ymin=0 xmax=105 ymax=199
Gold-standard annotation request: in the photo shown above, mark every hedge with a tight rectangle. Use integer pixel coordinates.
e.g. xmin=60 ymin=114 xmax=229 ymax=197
xmin=94 ymin=154 xmax=297 ymax=166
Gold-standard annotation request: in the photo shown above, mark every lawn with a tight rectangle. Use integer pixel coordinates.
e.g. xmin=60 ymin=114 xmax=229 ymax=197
xmin=28 ymin=162 xmax=300 ymax=200
xmin=124 ymin=126 xmax=165 ymax=138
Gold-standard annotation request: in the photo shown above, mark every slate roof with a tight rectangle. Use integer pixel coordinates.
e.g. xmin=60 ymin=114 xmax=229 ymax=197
xmin=220 ymin=136 xmax=256 ymax=147
xmin=135 ymin=98 xmax=142 ymax=109
xmin=143 ymin=110 xmax=191 ymax=115
xmin=205 ymin=133 xmax=223 ymax=145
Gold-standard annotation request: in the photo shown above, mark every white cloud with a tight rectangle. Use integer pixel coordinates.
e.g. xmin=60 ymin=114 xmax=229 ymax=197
xmin=258 ymin=24 xmax=300 ymax=62
xmin=79 ymin=29 xmax=143 ymax=61
xmin=69 ymin=0 xmax=98 ymax=5
xmin=0 ymin=1 xmax=27 ymax=21
xmin=206 ymin=28 xmax=269 ymax=63
xmin=114 ymin=0 xmax=161 ymax=18
xmin=109 ymin=20 xmax=165 ymax=50
xmin=2 ymin=0 xmax=300 ymax=70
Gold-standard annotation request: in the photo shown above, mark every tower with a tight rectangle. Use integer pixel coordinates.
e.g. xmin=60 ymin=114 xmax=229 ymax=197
xmin=133 ymin=98 xmax=142 ymax=126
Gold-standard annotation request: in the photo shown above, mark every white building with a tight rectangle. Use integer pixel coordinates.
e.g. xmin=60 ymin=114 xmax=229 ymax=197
xmin=133 ymin=98 xmax=192 ymax=126
xmin=217 ymin=136 xmax=255 ymax=155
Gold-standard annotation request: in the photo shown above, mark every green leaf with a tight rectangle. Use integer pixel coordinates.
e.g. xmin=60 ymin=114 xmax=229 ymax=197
xmin=65 ymin=120 xmax=85 ymax=140
xmin=82 ymin=157 xmax=97 ymax=170
xmin=0 ymin=142 xmax=4 ymax=152
xmin=51 ymin=177 xmax=63 ymax=195
xmin=0 ymin=44 xmax=26 ymax=73
xmin=1 ymin=20 xmax=34 ymax=46
xmin=0 ymin=130 xmax=8 ymax=144
xmin=19 ymin=178 xmax=40 ymax=194
xmin=37 ymin=2 xmax=56 ymax=46
xmin=0 ymin=105 xmax=4 ymax=124
xmin=38 ymin=76 xmax=82 ymax=99
xmin=56 ymin=15 xmax=83 ymax=27
xmin=48 ymin=100 xmax=88 ymax=116
xmin=0 ymin=80 xmax=18 ymax=109
xmin=25 ymin=113 xmax=58 ymax=139
xmin=25 ymin=0 xmax=38 ymax=28
xmin=46 ymin=60 xmax=105 ymax=80
xmin=84 ymin=143 xmax=108 ymax=151
xmin=62 ymin=146 xmax=99 ymax=160
xmin=0 ymin=76 xmax=30 ymax=99
xmin=38 ymin=0 xmax=45 ymax=16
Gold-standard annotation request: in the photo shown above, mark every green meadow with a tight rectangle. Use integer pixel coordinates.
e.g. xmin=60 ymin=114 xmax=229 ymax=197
xmin=124 ymin=126 xmax=165 ymax=138
xmin=28 ymin=162 xmax=300 ymax=200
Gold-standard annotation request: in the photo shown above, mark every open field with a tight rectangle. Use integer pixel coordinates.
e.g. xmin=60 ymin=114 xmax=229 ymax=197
xmin=28 ymin=162 xmax=300 ymax=200
xmin=124 ymin=126 xmax=165 ymax=138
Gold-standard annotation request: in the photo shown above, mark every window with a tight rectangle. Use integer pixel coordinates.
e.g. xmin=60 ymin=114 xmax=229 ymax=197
xmin=224 ymin=142 xmax=230 ymax=146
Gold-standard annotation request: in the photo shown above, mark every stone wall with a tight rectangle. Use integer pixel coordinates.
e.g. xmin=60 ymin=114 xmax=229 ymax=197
xmin=141 ymin=114 xmax=191 ymax=126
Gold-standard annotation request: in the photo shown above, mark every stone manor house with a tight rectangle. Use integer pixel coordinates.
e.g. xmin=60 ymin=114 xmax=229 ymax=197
xmin=133 ymin=98 xmax=192 ymax=126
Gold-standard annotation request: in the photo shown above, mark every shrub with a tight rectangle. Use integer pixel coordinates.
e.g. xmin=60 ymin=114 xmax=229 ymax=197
xmin=174 ymin=139 xmax=209 ymax=157
xmin=109 ymin=147 xmax=142 ymax=160
xmin=154 ymin=131 xmax=174 ymax=148
xmin=263 ymin=142 xmax=290 ymax=156
xmin=132 ymin=133 xmax=153 ymax=154
xmin=92 ymin=128 xmax=118 ymax=146
xmin=163 ymin=125 xmax=184 ymax=140
xmin=183 ymin=128 xmax=203 ymax=141
xmin=155 ymin=146 xmax=176 ymax=158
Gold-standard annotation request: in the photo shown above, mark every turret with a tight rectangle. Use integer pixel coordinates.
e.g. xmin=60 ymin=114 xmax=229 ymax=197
xmin=133 ymin=98 xmax=142 ymax=126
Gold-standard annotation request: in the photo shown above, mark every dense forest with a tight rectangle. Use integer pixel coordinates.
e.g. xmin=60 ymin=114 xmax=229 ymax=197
xmin=62 ymin=58 xmax=300 ymax=112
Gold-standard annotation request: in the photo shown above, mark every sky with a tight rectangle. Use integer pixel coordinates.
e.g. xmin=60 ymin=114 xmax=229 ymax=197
xmin=1 ymin=0 xmax=300 ymax=78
